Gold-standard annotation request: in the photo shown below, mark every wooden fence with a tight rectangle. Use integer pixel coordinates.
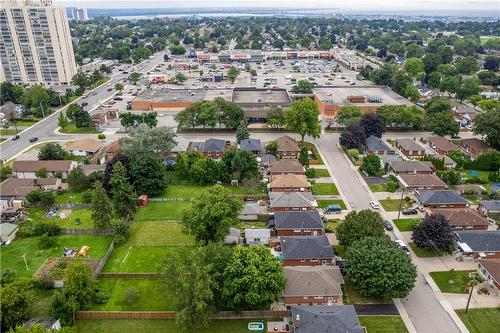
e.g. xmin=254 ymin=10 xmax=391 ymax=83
xmin=93 ymin=238 xmax=115 ymax=277
xmin=97 ymin=273 xmax=160 ymax=279
xmin=76 ymin=310 xmax=290 ymax=320
xmin=148 ymin=197 xmax=192 ymax=202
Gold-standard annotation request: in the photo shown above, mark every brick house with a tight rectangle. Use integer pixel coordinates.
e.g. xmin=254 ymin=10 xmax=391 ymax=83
xmin=271 ymin=211 xmax=325 ymax=236
xmin=461 ymin=138 xmax=492 ymax=159
xmin=269 ymin=160 xmax=305 ymax=179
xmin=389 ymin=160 xmax=433 ymax=175
xmin=283 ymin=266 xmax=344 ymax=306
xmin=428 ymin=136 xmax=460 ymax=155
xmin=398 ymin=174 xmax=448 ymax=191
xmin=477 ymin=259 xmax=500 ymax=293
xmin=280 ymin=235 xmax=334 ymax=266
xmin=269 ymin=192 xmax=316 ymax=212
xmin=395 ymin=139 xmax=426 ymax=158
xmin=239 ymin=138 xmax=262 ymax=156
xmin=12 ymin=161 xmax=77 ymax=179
xmin=365 ymin=135 xmax=394 ymax=155
xmin=415 ymin=190 xmax=468 ymax=209
xmin=193 ymin=138 xmax=227 ymax=158
xmin=428 ymin=208 xmax=490 ymax=231
xmin=269 ymin=174 xmax=310 ymax=192
xmin=454 ymin=231 xmax=500 ymax=259
xmin=276 ymin=135 xmax=299 ymax=159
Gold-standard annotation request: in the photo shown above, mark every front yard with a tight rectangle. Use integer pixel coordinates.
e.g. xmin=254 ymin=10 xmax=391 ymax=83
xmin=379 ymin=199 xmax=412 ymax=212
xmin=369 ymin=183 xmax=386 ymax=192
xmin=392 ymin=218 xmax=421 ymax=232
xmin=358 ymin=316 xmax=408 ymax=333
xmin=312 ymin=183 xmax=339 ymax=195
xmin=317 ymin=199 xmax=347 ymax=210
xmin=456 ymin=308 xmax=500 ymax=333
xmin=409 ymin=242 xmax=447 ymax=258
xmin=429 ymin=270 xmax=474 ymax=294
xmin=313 ymin=168 xmax=330 ymax=178
xmin=342 ymin=277 xmax=393 ymax=304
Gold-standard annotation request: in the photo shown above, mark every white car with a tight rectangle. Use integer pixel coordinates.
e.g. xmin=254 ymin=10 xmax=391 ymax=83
xmin=369 ymin=201 xmax=380 ymax=210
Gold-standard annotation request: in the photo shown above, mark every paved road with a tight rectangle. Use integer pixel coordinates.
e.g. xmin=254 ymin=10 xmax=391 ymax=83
xmin=0 ymin=52 xmax=165 ymax=162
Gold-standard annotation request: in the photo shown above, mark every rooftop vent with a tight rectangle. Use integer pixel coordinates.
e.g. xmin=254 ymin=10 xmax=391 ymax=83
xmin=367 ymin=96 xmax=383 ymax=103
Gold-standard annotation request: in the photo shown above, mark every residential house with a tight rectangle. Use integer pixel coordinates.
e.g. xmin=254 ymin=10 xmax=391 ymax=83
xmin=12 ymin=161 xmax=77 ymax=179
xmin=477 ymin=258 xmax=500 ymax=293
xmin=283 ymin=266 xmax=344 ymax=306
xmin=269 ymin=160 xmax=305 ymax=179
xmin=291 ymin=305 xmax=364 ymax=333
xmin=197 ymin=138 xmax=227 ymax=158
xmin=239 ymin=202 xmax=261 ymax=221
xmin=276 ymin=135 xmax=299 ymax=159
xmin=428 ymin=136 xmax=460 ymax=155
xmin=67 ymin=139 xmax=103 ymax=157
xmin=90 ymin=108 xmax=118 ymax=128
xmin=478 ymin=200 xmax=500 ymax=218
xmin=398 ymin=174 xmax=448 ymax=191
xmin=365 ymin=135 xmax=394 ymax=155
xmin=260 ymin=154 xmax=276 ymax=169
xmin=239 ymin=138 xmax=262 ymax=156
xmin=0 ymin=223 xmax=19 ymax=242
xmin=455 ymin=184 xmax=485 ymax=195
xmin=224 ymin=227 xmax=241 ymax=244
xmin=269 ymin=174 xmax=310 ymax=192
xmin=271 ymin=211 xmax=324 ymax=236
xmin=415 ymin=190 xmax=468 ymax=208
xmin=0 ymin=177 xmax=62 ymax=207
xmin=388 ymin=160 xmax=433 ymax=175
xmin=0 ymin=101 xmax=24 ymax=123
xmin=169 ymin=137 xmax=190 ymax=159
xmin=79 ymin=164 xmax=106 ymax=177
xmin=244 ymin=228 xmax=270 ymax=245
xmin=269 ymin=192 xmax=316 ymax=212
xmin=461 ymin=138 xmax=492 ymax=159
xmin=280 ymin=236 xmax=334 ymax=266
xmin=454 ymin=230 xmax=500 ymax=259
xmin=395 ymin=138 xmax=426 ymax=158
xmin=429 ymin=209 xmax=490 ymax=231
xmin=436 ymin=154 xmax=457 ymax=169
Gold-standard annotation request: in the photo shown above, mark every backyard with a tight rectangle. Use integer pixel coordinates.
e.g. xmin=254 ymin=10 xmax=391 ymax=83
xmin=317 ymin=199 xmax=347 ymax=210
xmin=159 ymin=184 xmax=265 ymax=198
xmin=312 ymin=183 xmax=339 ymax=195
xmin=129 ymin=221 xmax=195 ymax=247
xmin=133 ymin=201 xmax=191 ymax=221
xmin=54 ymin=190 xmax=86 ymax=204
xmin=456 ymin=308 xmax=500 ymax=333
xmin=429 ymin=270 xmax=474 ymax=294
xmin=26 ymin=207 xmax=94 ymax=229
xmin=392 ymin=218 xmax=421 ymax=232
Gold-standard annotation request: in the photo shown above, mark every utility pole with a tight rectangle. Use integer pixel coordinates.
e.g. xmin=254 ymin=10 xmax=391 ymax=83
xmin=397 ymin=186 xmax=405 ymax=220
xmin=465 ymin=282 xmax=474 ymax=314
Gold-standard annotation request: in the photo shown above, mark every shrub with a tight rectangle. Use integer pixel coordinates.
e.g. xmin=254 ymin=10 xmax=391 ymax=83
xmin=82 ymin=190 xmax=93 ymax=203
xmin=33 ymin=222 xmax=61 ymax=237
xmin=38 ymin=233 xmax=56 ymax=249
xmin=111 ymin=219 xmax=130 ymax=245
xmin=384 ymin=181 xmax=398 ymax=192
xmin=97 ymin=133 xmax=106 ymax=140
xmin=305 ymin=168 xmax=316 ymax=179
xmin=125 ymin=288 xmax=139 ymax=304
xmin=94 ymin=292 xmax=109 ymax=305
xmin=347 ymin=148 xmax=359 ymax=161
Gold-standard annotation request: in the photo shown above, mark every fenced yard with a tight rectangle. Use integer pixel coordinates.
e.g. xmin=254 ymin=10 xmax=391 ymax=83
xmin=133 ymin=202 xmax=191 ymax=221
xmin=26 ymin=207 xmax=94 ymax=229
xmin=129 ymin=221 xmax=195 ymax=247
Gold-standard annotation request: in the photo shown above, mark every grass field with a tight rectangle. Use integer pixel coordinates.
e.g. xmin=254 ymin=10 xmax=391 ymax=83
xmin=134 ymin=201 xmax=191 ymax=221
xmin=54 ymin=190 xmax=85 ymax=204
xmin=369 ymin=183 xmax=386 ymax=192
xmin=32 ymin=289 xmax=54 ymax=317
xmin=129 ymin=221 xmax=195 ymax=247
xmin=0 ymin=235 xmax=113 ymax=278
xmin=358 ymin=316 xmax=408 ymax=333
xmin=13 ymin=119 xmax=40 ymax=127
xmin=159 ymin=184 xmax=265 ymax=198
xmin=342 ymin=277 xmax=393 ymax=304
xmin=461 ymin=170 xmax=493 ymax=189
xmin=317 ymin=199 xmax=347 ymax=210
xmin=0 ymin=128 xmax=21 ymax=136
xmin=429 ymin=270 xmax=474 ymax=294
xmin=379 ymin=199 xmax=412 ymax=212
xmin=59 ymin=124 xmax=99 ymax=134
xmin=457 ymin=308 xmax=500 ymax=333
xmin=94 ymin=279 xmax=176 ymax=311
xmin=312 ymin=183 xmax=339 ymax=195
xmin=313 ymin=168 xmax=330 ymax=178
xmin=26 ymin=207 xmax=94 ymax=229
xmin=102 ymin=246 xmax=193 ymax=273
xmin=409 ymin=242 xmax=446 ymax=258
xmin=393 ymin=218 xmax=421 ymax=232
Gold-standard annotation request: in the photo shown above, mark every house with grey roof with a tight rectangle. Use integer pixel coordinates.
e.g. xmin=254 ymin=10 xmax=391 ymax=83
xmin=280 ymin=235 xmax=334 ymax=266
xmin=239 ymin=202 xmax=261 ymax=221
xmin=191 ymin=139 xmax=227 ymax=158
xmin=244 ymin=228 xmax=270 ymax=245
xmin=415 ymin=190 xmax=468 ymax=208
xmin=365 ymin=135 xmax=394 ymax=155
xmin=0 ymin=223 xmax=19 ymax=242
xmin=269 ymin=192 xmax=316 ymax=212
xmin=454 ymin=230 xmax=500 ymax=259
xmin=388 ymin=160 xmax=433 ymax=175
xmin=395 ymin=138 xmax=426 ymax=158
xmin=224 ymin=227 xmax=241 ymax=244
xmin=291 ymin=305 xmax=364 ymax=333
xmin=239 ymin=138 xmax=262 ymax=156
xmin=479 ymin=201 xmax=500 ymax=217
xmin=272 ymin=211 xmax=324 ymax=236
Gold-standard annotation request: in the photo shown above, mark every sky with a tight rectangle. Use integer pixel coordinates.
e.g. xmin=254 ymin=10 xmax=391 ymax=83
xmin=55 ymin=0 xmax=500 ymax=14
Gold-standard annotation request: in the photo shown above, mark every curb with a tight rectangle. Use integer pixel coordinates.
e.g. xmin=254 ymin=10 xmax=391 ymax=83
xmin=393 ymin=299 xmax=418 ymax=333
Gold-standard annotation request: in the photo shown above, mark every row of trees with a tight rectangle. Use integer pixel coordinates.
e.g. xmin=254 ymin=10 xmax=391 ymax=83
xmin=175 ymin=98 xmax=245 ymax=130
xmin=58 ymin=103 xmax=91 ymax=129
xmin=339 ymin=113 xmax=386 ymax=151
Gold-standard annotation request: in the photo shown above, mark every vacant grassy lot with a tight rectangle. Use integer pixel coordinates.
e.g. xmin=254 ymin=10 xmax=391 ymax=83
xmin=457 ymin=308 xmax=500 ymax=333
xmin=159 ymin=184 xmax=265 ymax=198
xmin=429 ymin=270 xmax=474 ymax=294
xmin=342 ymin=277 xmax=393 ymax=304
xmin=102 ymin=246 xmax=193 ymax=273
xmin=369 ymin=183 xmax=386 ymax=192
xmin=358 ymin=316 xmax=408 ymax=333
xmin=317 ymin=199 xmax=347 ymax=210
xmin=393 ymin=218 xmax=421 ymax=232
xmin=379 ymin=199 xmax=412 ymax=212
xmin=94 ymin=279 xmax=175 ymax=311
xmin=409 ymin=242 xmax=446 ymax=258
xmin=313 ymin=168 xmax=330 ymax=178
xmin=134 ymin=201 xmax=191 ymax=221
xmin=59 ymin=124 xmax=99 ymax=134
xmin=129 ymin=221 xmax=195 ymax=247
xmin=0 ymin=235 xmax=113 ymax=278
xmin=312 ymin=183 xmax=339 ymax=195
xmin=26 ymin=207 xmax=93 ymax=229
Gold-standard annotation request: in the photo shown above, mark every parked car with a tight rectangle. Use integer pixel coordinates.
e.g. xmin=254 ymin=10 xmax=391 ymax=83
xmin=82 ymin=94 xmax=88 ymax=98
xmin=29 ymin=137 xmax=38 ymax=143
xmin=107 ymin=87 xmax=113 ymax=92
xmin=383 ymin=220 xmax=394 ymax=231
xmin=369 ymin=201 xmax=380 ymax=210
xmin=92 ymin=91 xmax=98 ymax=95
xmin=394 ymin=239 xmax=410 ymax=255
xmin=323 ymin=205 xmax=342 ymax=214
xmin=81 ymin=102 xmax=88 ymax=107
xmin=402 ymin=208 xmax=418 ymax=215
xmin=11 ymin=135 xmax=20 ymax=141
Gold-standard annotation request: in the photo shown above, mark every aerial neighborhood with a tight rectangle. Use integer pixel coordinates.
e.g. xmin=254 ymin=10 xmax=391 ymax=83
xmin=0 ymin=1 xmax=499 ymax=333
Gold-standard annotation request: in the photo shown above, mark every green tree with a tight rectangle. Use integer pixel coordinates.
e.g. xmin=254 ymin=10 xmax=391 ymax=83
xmin=336 ymin=210 xmax=386 ymax=247
xmin=0 ymin=280 xmax=33 ymax=330
xmin=49 ymin=291 xmax=77 ymax=326
xmin=222 ymin=246 xmax=286 ymax=311
xmin=235 ymin=122 xmax=249 ymax=143
xmin=26 ymin=189 xmax=55 ymax=208
xmin=266 ymin=141 xmax=278 ymax=155
xmin=35 ymin=168 xmax=48 ymax=178
xmin=114 ymin=83 xmax=124 ymax=92
xmin=455 ymin=56 xmax=479 ymax=74
xmin=404 ymin=57 xmax=425 ymax=77
xmin=63 ymin=263 xmax=95 ymax=310
xmin=291 ymin=80 xmax=314 ymax=94
xmin=71 ymin=70 xmax=89 ymax=90
xmin=214 ymin=97 xmax=244 ymax=129
xmin=169 ymin=44 xmax=186 ymax=55
xmin=426 ymin=111 xmax=459 ymax=137
xmin=128 ymin=72 xmax=141 ymax=84
xmin=181 ymin=185 xmax=243 ymax=244
xmin=473 ymin=108 xmax=500 ymax=149
xmin=298 ymin=146 xmax=309 ymax=168
xmin=266 ymin=107 xmax=284 ymax=128
xmin=129 ymin=155 xmax=167 ymax=196
xmin=0 ymin=81 xmax=24 ymax=105
xmin=110 ymin=161 xmax=137 ymax=219
xmin=412 ymin=214 xmax=453 ymax=251
xmin=227 ymin=66 xmax=240 ymax=83
xmin=22 ymin=86 xmax=50 ymax=118
xmin=336 ymin=106 xmax=362 ymax=126
xmin=111 ymin=219 xmax=130 ymax=245
xmin=90 ymin=181 xmax=113 ymax=229
xmin=190 ymin=158 xmax=227 ymax=185
xmin=57 ymin=113 xmax=69 ymax=128
xmin=360 ymin=155 xmax=382 ymax=176
xmin=67 ymin=167 xmax=87 ymax=192
xmin=119 ymin=124 xmax=177 ymax=160
xmin=425 ymin=96 xmax=451 ymax=114
xmin=174 ymin=72 xmax=187 ymax=83
xmin=37 ymin=142 xmax=67 ymax=160
xmin=455 ymin=77 xmax=482 ymax=102
xmin=347 ymin=237 xmax=417 ymax=299
xmin=437 ymin=169 xmax=462 ymax=185
xmin=284 ymin=97 xmax=321 ymax=142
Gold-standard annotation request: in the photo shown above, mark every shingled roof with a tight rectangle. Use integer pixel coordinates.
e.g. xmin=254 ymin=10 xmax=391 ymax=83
xmin=284 ymin=266 xmax=344 ymax=297
xmin=270 ymin=159 xmax=304 ymax=174
xmin=274 ymin=211 xmax=324 ymax=229
xmin=454 ymin=230 xmax=500 ymax=252
xmin=276 ymin=135 xmax=299 ymax=152
xmin=415 ymin=190 xmax=467 ymax=206
xmin=269 ymin=192 xmax=315 ymax=209
xmin=269 ymin=174 xmax=309 ymax=189
xmin=430 ymin=208 xmax=490 ymax=228
xmin=202 ymin=138 xmax=226 ymax=153
xmin=291 ymin=305 xmax=364 ymax=333
xmin=281 ymin=236 xmax=333 ymax=260
xmin=239 ymin=138 xmax=262 ymax=151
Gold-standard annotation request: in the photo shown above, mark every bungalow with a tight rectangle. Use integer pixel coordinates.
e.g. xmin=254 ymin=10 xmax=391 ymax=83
xmin=169 ymin=137 xmax=190 ymax=159
xmin=0 ymin=178 xmax=62 ymax=207
xmin=461 ymin=138 xmax=492 ymax=159
xmin=280 ymin=235 xmax=334 ymax=266
xmin=67 ymin=139 xmax=104 ymax=157
xmin=259 ymin=154 xmax=276 ymax=169
xmin=428 ymin=136 xmax=460 ymax=155
xmin=291 ymin=305 xmax=364 ymax=333
xmin=415 ymin=190 xmax=468 ymax=208
xmin=244 ymin=228 xmax=271 ymax=245
xmin=436 ymin=154 xmax=457 ymax=170
xmin=199 ymin=138 xmax=227 ymax=158
xmin=283 ymin=266 xmax=344 ymax=306
xmin=388 ymin=160 xmax=433 ymax=175
xmin=269 ymin=192 xmax=316 ymax=212
xmin=429 ymin=208 xmax=490 ymax=231
xmin=269 ymin=160 xmax=305 ymax=179
xmin=0 ymin=223 xmax=18 ymax=242
xmin=477 ymin=258 xmax=500 ymax=293
xmin=365 ymin=135 xmax=394 ymax=155
xmin=239 ymin=138 xmax=262 ymax=156
xmin=478 ymin=200 xmax=500 ymax=218
xmin=271 ymin=211 xmax=324 ymax=237
xmin=395 ymin=138 xmax=426 ymax=158
xmin=398 ymin=174 xmax=448 ymax=191
xmin=269 ymin=174 xmax=310 ymax=192
xmin=12 ymin=160 xmax=77 ymax=179
xmin=454 ymin=230 xmax=500 ymax=259
xmin=276 ymin=135 xmax=299 ymax=159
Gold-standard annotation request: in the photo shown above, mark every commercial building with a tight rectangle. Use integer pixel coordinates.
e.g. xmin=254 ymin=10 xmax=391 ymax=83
xmin=0 ymin=0 xmax=77 ymax=86
xmin=232 ymin=87 xmax=291 ymax=122
xmin=71 ymin=7 xmax=88 ymax=21
xmin=313 ymin=86 xmax=412 ymax=119
xmin=218 ymin=50 xmax=264 ymax=63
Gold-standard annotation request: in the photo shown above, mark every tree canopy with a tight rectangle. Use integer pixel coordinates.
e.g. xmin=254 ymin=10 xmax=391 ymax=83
xmin=283 ymin=97 xmax=321 ymax=142
xmin=336 ymin=210 xmax=386 ymax=247
xmin=412 ymin=214 xmax=454 ymax=252
xmin=38 ymin=143 xmax=67 ymax=160
xmin=119 ymin=124 xmax=177 ymax=160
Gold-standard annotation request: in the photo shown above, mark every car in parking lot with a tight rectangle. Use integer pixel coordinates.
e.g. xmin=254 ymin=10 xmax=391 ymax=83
xmin=29 ymin=137 xmax=38 ymax=143
xmin=383 ymin=220 xmax=393 ymax=231
xmin=370 ymin=201 xmax=380 ymax=210
xmin=402 ymin=208 xmax=418 ymax=215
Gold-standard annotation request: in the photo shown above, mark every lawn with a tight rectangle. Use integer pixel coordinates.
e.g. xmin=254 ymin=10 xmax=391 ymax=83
xmin=102 ymin=246 xmax=193 ymax=273
xmin=409 ymin=242 xmax=446 ymax=258
xmin=317 ymin=199 xmax=347 ymax=210
xmin=159 ymin=184 xmax=265 ymax=198
xmin=429 ymin=270 xmax=474 ymax=294
xmin=134 ymin=201 xmax=191 ymax=221
xmin=59 ymin=124 xmax=99 ymax=134
xmin=239 ymin=221 xmax=266 ymax=230
xmin=74 ymin=319 xmax=280 ymax=333
xmin=461 ymin=170 xmax=493 ymax=189
xmin=129 ymin=221 xmax=195 ymax=247
xmin=14 ymin=119 xmax=40 ymax=127
xmin=93 ymin=279 xmax=176 ymax=311
xmin=0 ymin=235 xmax=113 ymax=278
xmin=0 ymin=128 xmax=21 ymax=135
xmin=312 ymin=183 xmax=339 ymax=195
xmin=324 ymin=219 xmax=342 ymax=233
xmin=332 ymin=244 xmax=346 ymax=258
xmin=358 ymin=316 xmax=408 ymax=333
xmin=392 ymin=218 xmax=421 ymax=232
xmin=379 ymin=199 xmax=412 ymax=212
xmin=54 ymin=190 xmax=85 ymax=204
xmin=457 ymin=308 xmax=500 ymax=333
xmin=301 ymin=142 xmax=323 ymax=165
xmin=32 ymin=289 xmax=54 ymax=317
xmin=369 ymin=183 xmax=386 ymax=192
xmin=342 ymin=277 xmax=393 ymax=304
xmin=313 ymin=168 xmax=330 ymax=178
xmin=26 ymin=207 xmax=94 ymax=229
